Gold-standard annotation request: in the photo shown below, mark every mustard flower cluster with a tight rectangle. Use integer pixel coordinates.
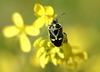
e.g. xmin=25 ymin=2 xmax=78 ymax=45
xmin=2 ymin=3 xmax=88 ymax=69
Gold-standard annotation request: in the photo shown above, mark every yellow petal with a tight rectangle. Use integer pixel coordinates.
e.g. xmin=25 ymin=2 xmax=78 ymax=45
xmin=45 ymin=6 xmax=54 ymax=16
xmin=39 ymin=40 xmax=45 ymax=47
xmin=50 ymin=51 xmax=58 ymax=66
xmin=45 ymin=16 xmax=53 ymax=26
xmin=25 ymin=25 xmax=40 ymax=36
xmin=45 ymin=56 xmax=49 ymax=65
xmin=34 ymin=3 xmax=45 ymax=16
xmin=39 ymin=52 xmax=46 ymax=68
xmin=57 ymin=52 xmax=64 ymax=59
xmin=66 ymin=57 xmax=77 ymax=69
xmin=19 ymin=33 xmax=31 ymax=52
xmin=3 ymin=26 xmax=19 ymax=38
xmin=50 ymin=47 xmax=59 ymax=54
xmin=12 ymin=12 xmax=24 ymax=28
xmin=74 ymin=51 xmax=88 ymax=61
xmin=51 ymin=55 xmax=58 ymax=66
xmin=82 ymin=51 xmax=88 ymax=60
xmin=33 ymin=37 xmax=43 ymax=48
xmin=36 ymin=47 xmax=45 ymax=58
xmin=33 ymin=17 xmax=45 ymax=29
xmin=47 ymin=41 xmax=53 ymax=47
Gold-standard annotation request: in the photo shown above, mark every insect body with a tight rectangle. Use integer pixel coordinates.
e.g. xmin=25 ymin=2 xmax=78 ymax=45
xmin=48 ymin=19 xmax=64 ymax=47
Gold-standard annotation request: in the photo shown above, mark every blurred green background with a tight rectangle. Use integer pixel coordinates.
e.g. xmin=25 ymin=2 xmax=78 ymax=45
xmin=0 ymin=0 xmax=100 ymax=72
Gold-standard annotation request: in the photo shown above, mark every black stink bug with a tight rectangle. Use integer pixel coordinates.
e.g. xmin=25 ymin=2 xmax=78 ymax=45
xmin=48 ymin=19 xmax=64 ymax=47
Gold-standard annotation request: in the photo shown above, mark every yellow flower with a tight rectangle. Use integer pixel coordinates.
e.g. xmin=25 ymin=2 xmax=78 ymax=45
xmin=65 ymin=46 xmax=88 ymax=69
xmin=33 ymin=37 xmax=49 ymax=68
xmin=33 ymin=37 xmax=45 ymax=48
xmin=33 ymin=33 xmax=88 ymax=69
xmin=33 ymin=30 xmax=88 ymax=69
xmin=59 ymin=33 xmax=88 ymax=69
xmin=3 ymin=12 xmax=40 ymax=52
xmin=37 ymin=47 xmax=49 ymax=68
xmin=71 ymin=46 xmax=88 ymax=65
xmin=50 ymin=47 xmax=64 ymax=66
xmin=33 ymin=37 xmax=64 ymax=68
xmin=33 ymin=3 xmax=55 ymax=29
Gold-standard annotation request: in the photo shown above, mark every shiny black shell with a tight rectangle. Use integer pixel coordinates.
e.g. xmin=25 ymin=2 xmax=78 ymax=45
xmin=48 ymin=19 xmax=63 ymax=47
